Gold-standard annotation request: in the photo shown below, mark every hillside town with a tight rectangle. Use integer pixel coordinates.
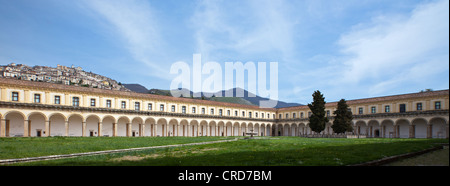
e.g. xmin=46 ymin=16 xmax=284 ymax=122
xmin=0 ymin=63 xmax=130 ymax=91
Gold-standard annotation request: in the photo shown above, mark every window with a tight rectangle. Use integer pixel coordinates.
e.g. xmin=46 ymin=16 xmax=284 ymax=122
xmin=385 ymin=105 xmax=390 ymax=113
xmin=219 ymin=109 xmax=223 ymax=116
xmin=202 ymin=108 xmax=205 ymax=114
xmin=12 ymin=92 xmax=19 ymax=101
xmin=435 ymin=101 xmax=441 ymax=110
xmin=308 ymin=112 xmax=312 ymax=118
xmin=106 ymin=100 xmax=111 ymax=108
xmin=416 ymin=103 xmax=422 ymax=111
xmin=273 ymin=114 xmax=275 ymax=119
xmin=34 ymin=94 xmax=41 ymax=103
xmin=371 ymin=106 xmax=376 ymax=114
xmin=255 ymin=112 xmax=258 ymax=118
xmin=326 ymin=110 xmax=330 ymax=117
xmin=242 ymin=111 xmax=245 ymax=117
xmin=182 ymin=106 xmax=186 ymax=114
xmin=249 ymin=112 xmax=252 ymax=118
xmin=91 ymin=99 xmax=96 ymax=107
xmin=399 ymin=104 xmax=406 ymax=113
xmin=171 ymin=105 xmax=176 ymax=112
xmin=262 ymin=113 xmax=264 ymax=118
xmin=285 ymin=113 xmax=289 ymax=119
xmin=148 ymin=103 xmax=152 ymax=110
xmin=55 ymin=96 xmax=61 ymax=104
xmin=210 ymin=108 xmax=214 ymax=115
xmin=300 ymin=112 xmax=304 ymax=118
xmin=160 ymin=104 xmax=164 ymax=111
xmin=135 ymin=102 xmax=140 ymax=111
xmin=192 ymin=107 xmax=196 ymax=113
xmin=235 ymin=111 xmax=238 ymax=116
xmin=121 ymin=101 xmax=126 ymax=109
xmin=227 ymin=110 xmax=230 ymax=116
xmin=279 ymin=114 xmax=282 ymax=119
xmin=293 ymin=113 xmax=296 ymax=118
xmin=73 ymin=97 xmax=79 ymax=107
xmin=358 ymin=107 xmax=363 ymax=114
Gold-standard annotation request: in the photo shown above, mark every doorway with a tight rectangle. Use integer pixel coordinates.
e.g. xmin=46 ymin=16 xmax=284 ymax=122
xmin=374 ymin=129 xmax=380 ymax=137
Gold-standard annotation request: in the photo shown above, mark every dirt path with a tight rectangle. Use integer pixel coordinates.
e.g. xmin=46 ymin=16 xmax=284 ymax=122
xmin=384 ymin=146 xmax=449 ymax=166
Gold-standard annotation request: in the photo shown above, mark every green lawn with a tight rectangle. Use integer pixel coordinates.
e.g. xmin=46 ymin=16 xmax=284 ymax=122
xmin=0 ymin=136 xmax=229 ymax=160
xmin=3 ymin=137 xmax=447 ymax=166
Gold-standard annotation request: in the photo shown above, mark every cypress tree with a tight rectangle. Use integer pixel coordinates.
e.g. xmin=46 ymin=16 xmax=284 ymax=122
xmin=307 ymin=90 xmax=328 ymax=134
xmin=332 ymin=99 xmax=353 ymax=134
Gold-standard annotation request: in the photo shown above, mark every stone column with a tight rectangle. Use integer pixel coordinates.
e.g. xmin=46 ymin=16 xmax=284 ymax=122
xmin=113 ymin=123 xmax=117 ymax=137
xmin=427 ymin=125 xmax=432 ymax=138
xmin=0 ymin=119 xmax=6 ymax=137
xmin=65 ymin=120 xmax=69 ymax=137
xmin=409 ymin=125 xmax=415 ymax=138
xmin=82 ymin=121 xmax=86 ymax=137
xmin=98 ymin=122 xmax=102 ymax=137
xmin=24 ymin=120 xmax=29 ymax=137
xmin=187 ymin=124 xmax=190 ymax=137
xmin=44 ymin=120 xmax=50 ymax=137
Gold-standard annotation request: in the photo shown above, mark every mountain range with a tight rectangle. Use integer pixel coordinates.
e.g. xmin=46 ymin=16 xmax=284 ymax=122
xmin=123 ymin=84 xmax=302 ymax=108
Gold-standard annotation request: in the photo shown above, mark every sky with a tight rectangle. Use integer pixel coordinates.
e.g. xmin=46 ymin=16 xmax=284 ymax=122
xmin=0 ymin=0 xmax=448 ymax=105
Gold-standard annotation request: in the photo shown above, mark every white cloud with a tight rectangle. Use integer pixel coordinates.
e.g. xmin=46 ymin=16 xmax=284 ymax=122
xmin=338 ymin=0 xmax=449 ymax=86
xmin=83 ymin=0 xmax=170 ymax=80
xmin=190 ymin=0 xmax=296 ymax=62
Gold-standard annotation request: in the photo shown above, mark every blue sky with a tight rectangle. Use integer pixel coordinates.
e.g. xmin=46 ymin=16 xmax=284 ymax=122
xmin=0 ymin=0 xmax=448 ymax=104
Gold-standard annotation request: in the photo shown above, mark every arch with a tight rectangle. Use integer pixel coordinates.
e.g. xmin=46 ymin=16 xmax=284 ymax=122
xmin=291 ymin=123 xmax=298 ymax=136
xmin=4 ymin=110 xmax=26 ymax=137
xmin=157 ymin=118 xmax=168 ymax=137
xmin=180 ymin=119 xmax=189 ymax=137
xmin=411 ymin=118 xmax=427 ymax=138
xmin=355 ymin=120 xmax=367 ymax=136
xmin=429 ymin=117 xmax=447 ymax=138
xmin=168 ymin=119 xmax=178 ymax=137
xmin=368 ymin=120 xmax=380 ymax=138
xmin=48 ymin=112 xmax=67 ymax=121
xmin=86 ymin=115 xmax=101 ymax=137
xmin=217 ymin=121 xmax=225 ymax=137
xmin=68 ymin=114 xmax=83 ymax=137
xmin=131 ymin=117 xmax=144 ymax=137
xmin=190 ymin=120 xmax=199 ymax=137
xmin=240 ymin=122 xmax=247 ymax=136
xmin=254 ymin=123 xmax=260 ymax=136
xmin=49 ymin=113 xmax=66 ymax=137
xmin=117 ymin=116 xmax=131 ymax=137
xmin=27 ymin=111 xmax=48 ymax=121
xmin=102 ymin=115 xmax=116 ymax=137
xmin=145 ymin=117 xmax=156 ymax=137
xmin=233 ymin=122 xmax=240 ymax=136
xmin=381 ymin=119 xmax=395 ymax=138
xmin=298 ymin=123 xmax=306 ymax=136
xmin=27 ymin=112 xmax=47 ymax=137
xmin=225 ymin=121 xmax=233 ymax=136
xmin=199 ymin=120 xmax=208 ymax=136
xmin=284 ymin=123 xmax=290 ymax=136
xmin=395 ymin=119 xmax=410 ymax=138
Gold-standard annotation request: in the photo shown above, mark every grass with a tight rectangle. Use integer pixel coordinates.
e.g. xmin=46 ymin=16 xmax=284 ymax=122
xmin=0 ymin=136 xmax=229 ymax=159
xmin=3 ymin=137 xmax=447 ymax=166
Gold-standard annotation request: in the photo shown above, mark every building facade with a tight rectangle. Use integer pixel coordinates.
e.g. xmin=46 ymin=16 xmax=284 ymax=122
xmin=0 ymin=78 xmax=448 ymax=138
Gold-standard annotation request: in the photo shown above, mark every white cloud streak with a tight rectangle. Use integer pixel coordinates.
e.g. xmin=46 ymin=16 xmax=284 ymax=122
xmin=83 ymin=0 xmax=170 ymax=80
xmin=190 ymin=0 xmax=296 ymax=62
xmin=338 ymin=0 xmax=449 ymax=86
